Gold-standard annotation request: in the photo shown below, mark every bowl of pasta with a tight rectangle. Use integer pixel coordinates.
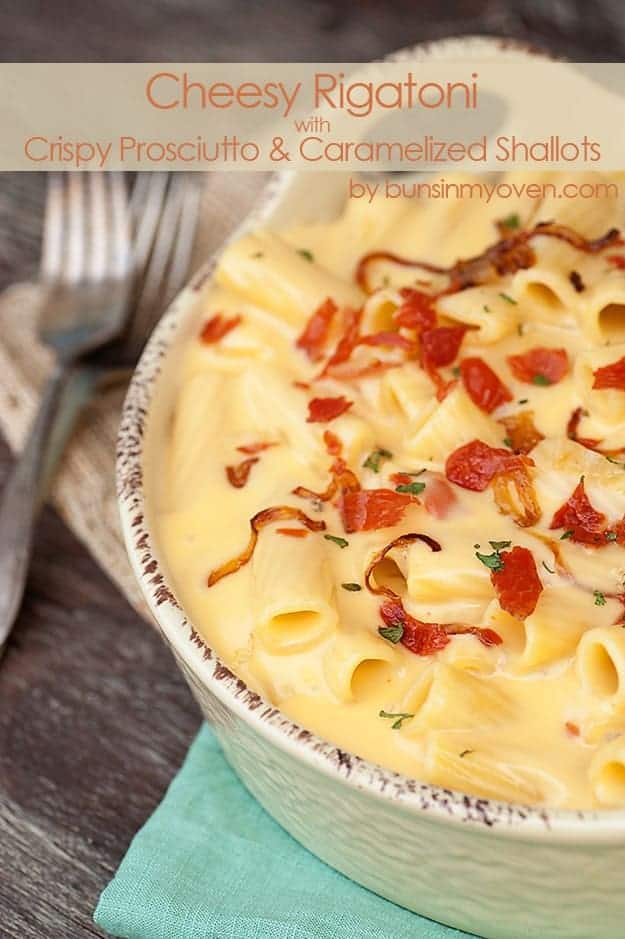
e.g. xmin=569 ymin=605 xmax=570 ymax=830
xmin=117 ymin=37 xmax=625 ymax=939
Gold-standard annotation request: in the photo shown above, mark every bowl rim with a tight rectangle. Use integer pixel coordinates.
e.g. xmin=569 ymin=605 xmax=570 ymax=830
xmin=116 ymin=36 xmax=625 ymax=840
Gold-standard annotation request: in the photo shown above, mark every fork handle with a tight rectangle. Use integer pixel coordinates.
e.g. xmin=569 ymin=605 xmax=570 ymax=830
xmin=0 ymin=362 xmax=100 ymax=655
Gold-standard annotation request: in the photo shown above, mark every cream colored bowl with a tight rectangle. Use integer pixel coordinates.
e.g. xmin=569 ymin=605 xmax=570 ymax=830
xmin=117 ymin=37 xmax=625 ymax=939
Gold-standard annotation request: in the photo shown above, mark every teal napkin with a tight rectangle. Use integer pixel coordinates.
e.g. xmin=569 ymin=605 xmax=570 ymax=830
xmin=95 ymin=724 xmax=475 ymax=939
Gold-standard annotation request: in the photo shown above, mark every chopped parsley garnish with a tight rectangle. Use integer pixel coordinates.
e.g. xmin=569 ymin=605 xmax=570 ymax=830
xmin=378 ymin=623 xmax=404 ymax=644
xmin=459 ymin=749 xmax=474 ymax=758
xmin=542 ymin=561 xmax=555 ymax=574
xmin=297 ymin=248 xmax=314 ymax=262
xmin=606 ymin=531 xmax=618 ymax=542
xmin=560 ymin=530 xmax=574 ymax=540
xmin=395 ymin=481 xmax=426 ymax=496
xmin=476 ymin=540 xmax=510 ymax=572
xmin=363 ymin=447 xmax=393 ymax=473
xmin=503 ymin=437 xmax=513 ymax=449
xmin=499 ymin=292 xmax=517 ymax=305
xmin=518 ymin=398 xmax=529 ymax=405
xmin=489 ymin=540 xmax=512 ymax=551
xmin=594 ymin=590 xmax=607 ymax=607
xmin=502 ymin=213 xmax=520 ymax=230
xmin=483 ymin=304 xmax=491 ymax=314
xmin=532 ymin=373 xmax=552 ymax=386
xmin=324 ymin=534 xmax=349 ymax=549
xmin=451 ymin=365 xmax=461 ymax=377
xmin=476 ymin=550 xmax=505 ymax=572
xmin=379 ymin=709 xmax=414 ymax=730
xmin=341 ymin=582 xmax=362 ymax=592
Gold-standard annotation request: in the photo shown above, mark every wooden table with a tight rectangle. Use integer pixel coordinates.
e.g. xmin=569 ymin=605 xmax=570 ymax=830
xmin=1 ymin=5 xmax=623 ymax=937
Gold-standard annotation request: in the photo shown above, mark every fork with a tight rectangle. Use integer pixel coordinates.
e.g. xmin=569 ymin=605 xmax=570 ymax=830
xmin=0 ymin=172 xmax=202 ymax=654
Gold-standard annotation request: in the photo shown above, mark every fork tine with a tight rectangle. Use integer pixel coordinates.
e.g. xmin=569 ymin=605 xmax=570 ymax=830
xmin=126 ymin=173 xmax=200 ymax=351
xmin=128 ymin=173 xmax=151 ymax=221
xmin=64 ymin=173 xmax=86 ymax=283
xmin=108 ymin=172 xmax=131 ymax=278
xmin=165 ymin=176 xmax=202 ymax=306
xmin=87 ymin=173 xmax=108 ymax=281
xmin=41 ymin=173 xmax=64 ymax=282
xmin=131 ymin=173 xmax=169 ymax=275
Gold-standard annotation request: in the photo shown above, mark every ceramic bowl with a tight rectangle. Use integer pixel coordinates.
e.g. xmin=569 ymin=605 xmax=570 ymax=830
xmin=117 ymin=37 xmax=625 ymax=939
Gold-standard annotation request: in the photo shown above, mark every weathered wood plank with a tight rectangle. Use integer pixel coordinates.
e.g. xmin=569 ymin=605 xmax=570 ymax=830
xmin=0 ymin=434 xmax=199 ymax=937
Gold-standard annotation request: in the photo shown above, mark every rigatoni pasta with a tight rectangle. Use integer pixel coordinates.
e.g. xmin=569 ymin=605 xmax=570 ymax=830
xmin=158 ymin=170 xmax=625 ymax=809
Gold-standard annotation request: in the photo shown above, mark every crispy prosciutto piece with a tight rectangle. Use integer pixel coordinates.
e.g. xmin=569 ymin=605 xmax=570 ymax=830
xmin=423 ymin=477 xmax=457 ymax=519
xmin=593 ymin=355 xmax=625 ymax=391
xmin=236 ymin=441 xmax=278 ymax=455
xmin=318 ymin=307 xmax=362 ymax=376
xmin=445 ymin=440 xmax=530 ymax=492
xmin=325 ymin=358 xmax=402 ymax=381
xmin=499 ymin=411 xmax=544 ymax=454
xmin=380 ymin=598 xmax=450 ymax=655
xmin=393 ymin=288 xmax=437 ymax=332
xmin=330 ymin=457 xmax=361 ymax=498
xmin=379 ymin=598 xmax=501 ymax=655
xmin=207 ymin=507 xmax=326 ymax=587
xmin=358 ymin=331 xmax=417 ymax=352
xmin=307 ymin=396 xmax=353 ymax=423
xmin=424 ymin=367 xmax=457 ymax=402
xmin=490 ymin=546 xmax=543 ymax=619
xmin=460 ymin=357 xmax=513 ymax=413
xmin=355 ymin=222 xmax=621 ymax=296
xmin=445 ymin=437 xmax=539 ymax=526
xmin=340 ymin=488 xmax=416 ymax=533
xmin=314 ymin=291 xmax=439 ymax=378
xmin=199 ymin=313 xmax=242 ymax=344
xmin=507 ymin=347 xmax=569 ymax=385
xmin=549 ymin=478 xmax=607 ymax=545
xmin=295 ymin=297 xmax=338 ymax=361
xmin=420 ymin=325 xmax=468 ymax=369
xmin=607 ymin=254 xmax=625 ymax=269
xmin=390 ymin=471 xmax=418 ymax=486
xmin=323 ymin=430 xmax=342 ymax=457
xmin=226 ymin=457 xmax=259 ymax=488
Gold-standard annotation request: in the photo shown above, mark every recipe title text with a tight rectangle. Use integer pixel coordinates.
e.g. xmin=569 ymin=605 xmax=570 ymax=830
xmin=144 ymin=70 xmax=480 ymax=118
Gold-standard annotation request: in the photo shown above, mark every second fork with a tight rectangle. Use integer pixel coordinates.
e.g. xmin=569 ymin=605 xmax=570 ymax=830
xmin=0 ymin=171 xmax=201 ymax=654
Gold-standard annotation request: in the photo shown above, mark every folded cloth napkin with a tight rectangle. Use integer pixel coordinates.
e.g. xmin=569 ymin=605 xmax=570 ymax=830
xmin=95 ymin=725 xmax=474 ymax=939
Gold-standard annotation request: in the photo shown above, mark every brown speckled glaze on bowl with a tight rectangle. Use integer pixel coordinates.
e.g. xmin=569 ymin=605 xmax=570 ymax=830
xmin=117 ymin=37 xmax=625 ymax=939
